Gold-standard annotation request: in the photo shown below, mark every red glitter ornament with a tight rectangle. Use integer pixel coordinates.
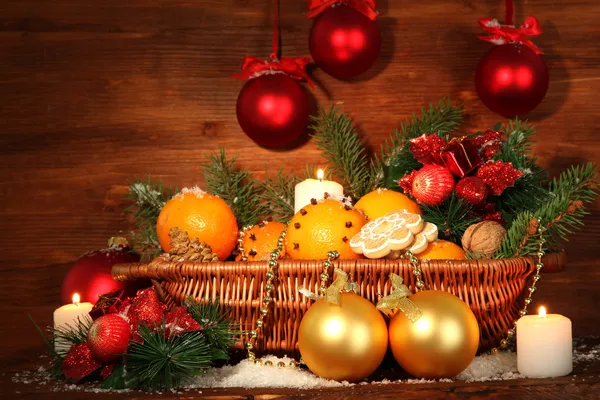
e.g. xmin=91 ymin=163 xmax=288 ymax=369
xmin=127 ymin=287 xmax=166 ymax=333
xmin=476 ymin=161 xmax=524 ymax=195
xmin=456 ymin=177 xmax=490 ymax=206
xmin=308 ymin=2 xmax=381 ymax=80
xmin=409 ymin=133 xmax=447 ymax=165
xmin=473 ymin=130 xmax=506 ymax=161
xmin=87 ymin=314 xmax=131 ymax=363
xmin=62 ymin=343 xmax=102 ymax=382
xmin=165 ymin=306 xmax=203 ymax=337
xmin=61 ymin=238 xmax=142 ymax=305
xmin=399 ymin=165 xmax=455 ymax=206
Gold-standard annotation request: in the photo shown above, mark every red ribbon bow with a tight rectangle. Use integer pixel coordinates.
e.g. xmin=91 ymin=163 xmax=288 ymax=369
xmin=478 ymin=16 xmax=543 ymax=55
xmin=307 ymin=0 xmax=378 ymax=20
xmin=231 ymin=56 xmax=314 ymax=88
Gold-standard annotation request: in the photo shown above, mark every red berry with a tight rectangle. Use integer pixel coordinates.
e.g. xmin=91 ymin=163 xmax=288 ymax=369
xmin=456 ymin=177 xmax=490 ymax=206
xmin=411 ymin=165 xmax=455 ymax=206
xmin=87 ymin=314 xmax=131 ymax=363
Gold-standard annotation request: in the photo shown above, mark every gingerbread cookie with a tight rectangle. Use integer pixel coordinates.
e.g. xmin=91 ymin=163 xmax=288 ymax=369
xmin=407 ymin=222 xmax=439 ymax=254
xmin=350 ymin=210 xmax=424 ymax=259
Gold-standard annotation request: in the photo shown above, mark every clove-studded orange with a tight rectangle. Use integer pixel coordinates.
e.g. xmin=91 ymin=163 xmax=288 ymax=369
xmin=285 ymin=199 xmax=366 ymax=260
xmin=236 ymin=221 xmax=287 ymax=261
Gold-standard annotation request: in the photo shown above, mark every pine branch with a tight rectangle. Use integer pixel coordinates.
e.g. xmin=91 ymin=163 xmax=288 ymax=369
xmin=127 ymin=178 xmax=177 ymax=261
xmin=496 ymin=167 xmax=549 ymax=218
xmin=309 ymin=105 xmax=380 ymax=200
xmin=127 ymin=325 xmax=212 ymax=390
xmin=202 ymin=149 xmax=268 ymax=227
xmin=184 ymin=298 xmax=240 ymax=361
xmin=258 ymin=169 xmax=299 ymax=223
xmin=53 ymin=316 xmax=94 ymax=353
xmin=382 ymin=98 xmax=464 ymax=169
xmin=421 ymin=193 xmax=480 ymax=244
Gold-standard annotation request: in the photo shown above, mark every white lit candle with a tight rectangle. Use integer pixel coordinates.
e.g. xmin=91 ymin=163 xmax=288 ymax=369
xmin=53 ymin=293 xmax=93 ymax=352
xmin=516 ymin=306 xmax=572 ymax=378
xmin=294 ymin=169 xmax=344 ymax=213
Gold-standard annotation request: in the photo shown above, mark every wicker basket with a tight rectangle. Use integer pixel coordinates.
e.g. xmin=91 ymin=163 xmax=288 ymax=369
xmin=113 ymin=253 xmax=565 ymax=356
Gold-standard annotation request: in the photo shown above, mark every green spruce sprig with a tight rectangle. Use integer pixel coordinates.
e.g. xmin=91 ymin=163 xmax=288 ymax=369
xmin=382 ymin=98 xmax=464 ymax=170
xmin=421 ymin=193 xmax=481 ymax=244
xmin=310 ymin=105 xmax=381 ymax=200
xmin=258 ymin=169 xmax=299 ymax=223
xmin=126 ymin=324 xmax=212 ymax=390
xmin=202 ymin=149 xmax=268 ymax=227
xmin=127 ymin=178 xmax=177 ymax=260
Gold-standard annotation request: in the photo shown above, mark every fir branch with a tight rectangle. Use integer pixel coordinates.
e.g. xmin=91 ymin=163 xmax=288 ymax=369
xmin=309 ymin=105 xmax=380 ymax=200
xmin=258 ymin=169 xmax=299 ymax=223
xmin=127 ymin=178 xmax=177 ymax=261
xmin=202 ymin=149 xmax=268 ymax=227
xmin=496 ymin=167 xmax=549 ymax=218
xmin=184 ymin=298 xmax=239 ymax=361
xmin=127 ymin=325 xmax=212 ymax=390
xmin=421 ymin=193 xmax=480 ymax=244
xmin=382 ymin=98 xmax=464 ymax=168
xmin=53 ymin=316 xmax=93 ymax=353
xmin=502 ymin=118 xmax=537 ymax=160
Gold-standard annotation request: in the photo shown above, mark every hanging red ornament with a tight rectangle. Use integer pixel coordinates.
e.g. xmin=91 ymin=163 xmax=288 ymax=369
xmin=476 ymin=161 xmax=524 ymax=195
xmin=409 ymin=133 xmax=448 ymax=165
xmin=473 ymin=130 xmax=506 ymax=161
xmin=62 ymin=343 xmax=102 ymax=382
xmin=440 ymin=137 xmax=483 ymax=178
xmin=127 ymin=287 xmax=166 ymax=333
xmin=232 ymin=1 xmax=312 ymax=148
xmin=399 ymin=165 xmax=455 ymax=206
xmin=456 ymin=177 xmax=490 ymax=206
xmin=475 ymin=11 xmax=548 ymax=117
xmin=308 ymin=1 xmax=381 ymax=80
xmin=87 ymin=314 xmax=131 ymax=363
xmin=61 ymin=238 xmax=144 ymax=305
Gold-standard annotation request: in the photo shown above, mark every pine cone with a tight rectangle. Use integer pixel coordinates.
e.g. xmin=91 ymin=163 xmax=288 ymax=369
xmin=168 ymin=227 xmax=219 ymax=262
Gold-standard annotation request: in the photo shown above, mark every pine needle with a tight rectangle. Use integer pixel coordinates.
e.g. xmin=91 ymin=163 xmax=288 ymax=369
xmin=53 ymin=315 xmax=93 ymax=353
xmin=310 ymin=104 xmax=381 ymax=200
xmin=202 ymin=148 xmax=267 ymax=227
xmin=421 ymin=193 xmax=480 ymax=244
xmin=258 ymin=168 xmax=299 ymax=223
xmin=127 ymin=325 xmax=212 ymax=390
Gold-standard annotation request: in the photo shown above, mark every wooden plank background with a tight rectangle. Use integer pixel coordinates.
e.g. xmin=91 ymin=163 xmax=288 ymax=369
xmin=1 ymin=0 xmax=600 ymax=366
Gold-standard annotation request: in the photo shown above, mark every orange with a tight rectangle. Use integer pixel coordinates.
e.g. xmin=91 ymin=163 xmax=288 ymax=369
xmin=285 ymin=199 xmax=366 ymax=260
xmin=156 ymin=188 xmax=238 ymax=260
xmin=236 ymin=221 xmax=287 ymax=261
xmin=354 ymin=188 xmax=421 ymax=220
xmin=418 ymin=240 xmax=466 ymax=260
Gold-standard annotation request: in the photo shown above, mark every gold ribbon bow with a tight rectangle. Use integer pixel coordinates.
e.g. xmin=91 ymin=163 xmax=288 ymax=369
xmin=376 ymin=273 xmax=422 ymax=322
xmin=298 ymin=268 xmax=358 ymax=304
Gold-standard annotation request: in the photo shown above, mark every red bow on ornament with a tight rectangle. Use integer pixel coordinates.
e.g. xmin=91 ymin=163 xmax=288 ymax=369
xmin=307 ymin=0 xmax=378 ymax=20
xmin=231 ymin=56 xmax=315 ymax=89
xmin=478 ymin=16 xmax=543 ymax=55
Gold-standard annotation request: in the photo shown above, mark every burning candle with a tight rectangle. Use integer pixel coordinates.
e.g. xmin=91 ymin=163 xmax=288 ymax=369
xmin=516 ymin=306 xmax=572 ymax=378
xmin=294 ymin=169 xmax=344 ymax=213
xmin=53 ymin=293 xmax=93 ymax=352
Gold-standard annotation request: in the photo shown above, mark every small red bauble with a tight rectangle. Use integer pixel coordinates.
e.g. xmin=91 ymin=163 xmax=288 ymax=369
xmin=127 ymin=287 xmax=166 ymax=332
xmin=410 ymin=165 xmax=455 ymax=206
xmin=87 ymin=314 xmax=131 ymax=363
xmin=475 ymin=43 xmax=549 ymax=117
xmin=236 ymin=73 xmax=309 ymax=148
xmin=61 ymin=238 xmax=142 ymax=305
xmin=309 ymin=4 xmax=381 ymax=80
xmin=62 ymin=343 xmax=102 ymax=381
xmin=456 ymin=177 xmax=490 ymax=206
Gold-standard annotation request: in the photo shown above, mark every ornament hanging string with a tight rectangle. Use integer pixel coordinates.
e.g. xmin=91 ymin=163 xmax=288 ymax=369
xmin=504 ymin=0 xmax=514 ymax=25
xmin=307 ymin=0 xmax=378 ymax=20
xmin=477 ymin=16 xmax=543 ymax=55
xmin=231 ymin=0 xmax=314 ymax=87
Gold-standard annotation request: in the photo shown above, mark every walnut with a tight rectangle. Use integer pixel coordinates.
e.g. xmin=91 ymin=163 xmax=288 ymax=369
xmin=461 ymin=221 xmax=507 ymax=257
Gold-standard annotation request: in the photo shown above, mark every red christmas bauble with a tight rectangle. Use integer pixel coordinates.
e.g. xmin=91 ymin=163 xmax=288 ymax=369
xmin=411 ymin=165 xmax=455 ymax=206
xmin=61 ymin=238 xmax=143 ymax=305
xmin=475 ymin=43 xmax=549 ymax=117
xmin=309 ymin=5 xmax=381 ymax=80
xmin=236 ymin=73 xmax=309 ymax=148
xmin=456 ymin=177 xmax=490 ymax=206
xmin=62 ymin=343 xmax=102 ymax=381
xmin=87 ymin=314 xmax=131 ymax=363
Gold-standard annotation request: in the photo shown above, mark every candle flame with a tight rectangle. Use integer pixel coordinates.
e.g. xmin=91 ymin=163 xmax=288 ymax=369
xmin=539 ymin=306 xmax=546 ymax=317
xmin=317 ymin=169 xmax=324 ymax=181
xmin=72 ymin=293 xmax=81 ymax=304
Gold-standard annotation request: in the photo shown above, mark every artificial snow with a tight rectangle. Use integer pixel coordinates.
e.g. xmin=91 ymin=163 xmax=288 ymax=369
xmin=175 ymin=186 xmax=206 ymax=199
xmin=457 ymin=352 xmax=523 ymax=382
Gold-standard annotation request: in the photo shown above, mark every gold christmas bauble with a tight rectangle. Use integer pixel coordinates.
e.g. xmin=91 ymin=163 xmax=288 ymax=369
xmin=389 ymin=290 xmax=479 ymax=378
xmin=298 ymin=292 xmax=388 ymax=382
